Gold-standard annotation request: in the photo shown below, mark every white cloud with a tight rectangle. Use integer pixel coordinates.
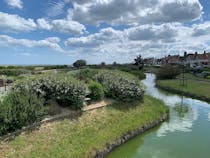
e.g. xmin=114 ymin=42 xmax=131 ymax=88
xmin=0 ymin=35 xmax=64 ymax=52
xmin=192 ymin=21 xmax=210 ymax=37
xmin=157 ymin=107 xmax=198 ymax=137
xmin=37 ymin=18 xmax=52 ymax=30
xmin=0 ymin=12 xmax=36 ymax=32
xmin=64 ymin=21 xmax=210 ymax=63
xmin=65 ymin=27 xmax=122 ymax=47
xmin=4 ymin=0 xmax=23 ymax=9
xmin=37 ymin=18 xmax=86 ymax=35
xmin=69 ymin=0 xmax=203 ymax=25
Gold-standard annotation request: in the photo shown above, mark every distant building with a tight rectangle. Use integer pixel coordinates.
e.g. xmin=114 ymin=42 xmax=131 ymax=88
xmin=143 ymin=51 xmax=210 ymax=68
xmin=143 ymin=58 xmax=155 ymax=66
xmin=185 ymin=52 xmax=210 ymax=68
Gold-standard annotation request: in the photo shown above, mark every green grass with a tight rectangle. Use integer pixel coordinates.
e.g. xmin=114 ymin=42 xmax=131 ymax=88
xmin=0 ymin=95 xmax=168 ymax=158
xmin=157 ymin=79 xmax=210 ymax=100
xmin=177 ymin=73 xmax=210 ymax=81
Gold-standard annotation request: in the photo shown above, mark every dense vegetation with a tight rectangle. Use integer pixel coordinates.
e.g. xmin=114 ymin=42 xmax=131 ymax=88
xmin=0 ymin=90 xmax=46 ymax=136
xmin=88 ymin=81 xmax=104 ymax=101
xmin=12 ymin=75 xmax=87 ymax=109
xmin=156 ymin=66 xmax=180 ymax=80
xmin=0 ymin=96 xmax=168 ymax=158
xmin=94 ymin=70 xmax=145 ymax=101
xmin=0 ymin=68 xmax=146 ymax=136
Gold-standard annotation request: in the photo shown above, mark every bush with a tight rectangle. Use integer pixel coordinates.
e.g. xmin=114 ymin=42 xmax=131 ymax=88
xmin=0 ymin=90 xmax=46 ymax=136
xmin=12 ymin=75 xmax=87 ymax=109
xmin=88 ymin=81 xmax=104 ymax=101
xmin=156 ymin=66 xmax=180 ymax=80
xmin=94 ymin=70 xmax=145 ymax=102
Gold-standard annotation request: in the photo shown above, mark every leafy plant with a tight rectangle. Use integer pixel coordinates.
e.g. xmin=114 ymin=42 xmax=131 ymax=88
xmin=88 ymin=81 xmax=104 ymax=101
xmin=0 ymin=90 xmax=46 ymax=136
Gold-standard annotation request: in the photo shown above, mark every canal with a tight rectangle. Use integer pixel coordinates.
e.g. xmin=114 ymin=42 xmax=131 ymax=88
xmin=106 ymin=73 xmax=210 ymax=158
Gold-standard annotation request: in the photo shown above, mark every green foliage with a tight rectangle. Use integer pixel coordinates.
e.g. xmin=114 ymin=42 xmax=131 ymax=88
xmin=94 ymin=70 xmax=145 ymax=101
xmin=12 ymin=75 xmax=86 ymax=109
xmin=0 ymin=90 xmax=46 ymax=136
xmin=88 ymin=81 xmax=104 ymax=101
xmin=73 ymin=69 xmax=99 ymax=82
xmin=73 ymin=60 xmax=87 ymax=68
xmin=0 ymin=69 xmax=31 ymax=76
xmin=134 ymin=55 xmax=144 ymax=70
xmin=156 ymin=66 xmax=180 ymax=80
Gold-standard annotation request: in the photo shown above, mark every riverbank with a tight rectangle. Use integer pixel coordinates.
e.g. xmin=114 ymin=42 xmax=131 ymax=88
xmin=156 ymin=79 xmax=210 ymax=103
xmin=0 ymin=95 xmax=168 ymax=158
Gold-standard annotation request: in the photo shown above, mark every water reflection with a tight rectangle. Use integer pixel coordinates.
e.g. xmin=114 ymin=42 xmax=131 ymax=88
xmin=208 ymin=112 xmax=210 ymax=121
xmin=142 ymin=73 xmax=199 ymax=137
xmin=156 ymin=107 xmax=198 ymax=137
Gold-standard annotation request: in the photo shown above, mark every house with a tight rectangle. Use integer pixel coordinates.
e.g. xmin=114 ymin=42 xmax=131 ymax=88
xmin=143 ymin=58 xmax=155 ymax=66
xmin=185 ymin=52 xmax=210 ymax=68
xmin=166 ymin=55 xmax=181 ymax=65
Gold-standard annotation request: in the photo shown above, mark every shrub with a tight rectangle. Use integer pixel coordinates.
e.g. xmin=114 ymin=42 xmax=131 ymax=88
xmin=94 ymin=70 xmax=145 ymax=102
xmin=88 ymin=81 xmax=104 ymax=101
xmin=156 ymin=66 xmax=180 ymax=80
xmin=12 ymin=75 xmax=86 ymax=109
xmin=0 ymin=90 xmax=46 ymax=136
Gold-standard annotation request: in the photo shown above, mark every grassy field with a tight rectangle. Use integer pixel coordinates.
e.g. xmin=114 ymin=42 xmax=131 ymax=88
xmin=157 ymin=79 xmax=210 ymax=100
xmin=0 ymin=95 xmax=168 ymax=158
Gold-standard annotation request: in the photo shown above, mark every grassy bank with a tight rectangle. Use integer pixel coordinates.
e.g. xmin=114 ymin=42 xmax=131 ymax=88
xmin=177 ymin=73 xmax=210 ymax=81
xmin=157 ymin=79 xmax=210 ymax=102
xmin=0 ymin=95 xmax=168 ymax=158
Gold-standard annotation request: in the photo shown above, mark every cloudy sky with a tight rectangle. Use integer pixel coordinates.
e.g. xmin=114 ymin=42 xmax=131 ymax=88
xmin=0 ymin=0 xmax=210 ymax=65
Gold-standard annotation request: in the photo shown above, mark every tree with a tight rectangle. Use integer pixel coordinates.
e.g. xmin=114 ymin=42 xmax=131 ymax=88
xmin=184 ymin=51 xmax=187 ymax=58
xmin=113 ymin=61 xmax=117 ymax=66
xmin=73 ymin=60 xmax=86 ymax=68
xmin=134 ymin=55 xmax=144 ymax=70
xmin=101 ymin=62 xmax=106 ymax=66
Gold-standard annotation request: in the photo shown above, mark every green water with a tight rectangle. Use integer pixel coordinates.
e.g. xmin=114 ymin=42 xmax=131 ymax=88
xmin=106 ymin=73 xmax=210 ymax=158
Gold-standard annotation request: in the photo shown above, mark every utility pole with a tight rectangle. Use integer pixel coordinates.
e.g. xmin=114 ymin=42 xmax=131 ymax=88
xmin=181 ymin=52 xmax=187 ymax=86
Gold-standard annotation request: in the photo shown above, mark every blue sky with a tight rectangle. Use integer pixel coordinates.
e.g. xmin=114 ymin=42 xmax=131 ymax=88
xmin=0 ymin=0 xmax=210 ymax=65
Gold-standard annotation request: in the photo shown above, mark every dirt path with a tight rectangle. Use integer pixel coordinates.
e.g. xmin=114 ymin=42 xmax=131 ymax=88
xmin=83 ymin=99 xmax=115 ymax=111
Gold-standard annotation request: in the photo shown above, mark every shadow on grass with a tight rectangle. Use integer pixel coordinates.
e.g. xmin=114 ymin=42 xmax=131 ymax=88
xmin=108 ymin=98 xmax=144 ymax=112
